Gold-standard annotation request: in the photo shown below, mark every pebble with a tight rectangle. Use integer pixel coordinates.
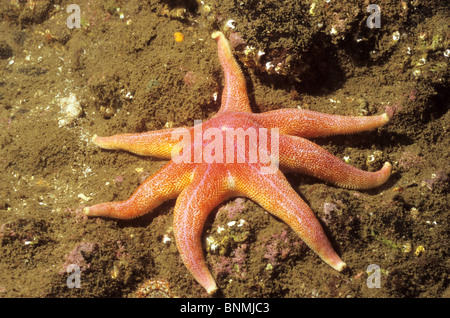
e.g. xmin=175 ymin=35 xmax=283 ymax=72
xmin=58 ymin=93 xmax=82 ymax=127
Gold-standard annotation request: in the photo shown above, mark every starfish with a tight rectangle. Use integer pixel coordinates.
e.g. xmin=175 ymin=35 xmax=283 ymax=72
xmin=84 ymin=31 xmax=391 ymax=294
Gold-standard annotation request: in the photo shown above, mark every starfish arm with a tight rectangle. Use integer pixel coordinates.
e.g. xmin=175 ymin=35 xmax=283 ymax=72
xmin=254 ymin=109 xmax=389 ymax=138
xmin=84 ymin=161 xmax=193 ymax=219
xmin=92 ymin=127 xmax=193 ymax=159
xmin=233 ymin=164 xmax=346 ymax=271
xmin=173 ymin=165 xmax=232 ymax=295
xmin=211 ymin=31 xmax=251 ymax=115
xmin=279 ymin=135 xmax=392 ymax=189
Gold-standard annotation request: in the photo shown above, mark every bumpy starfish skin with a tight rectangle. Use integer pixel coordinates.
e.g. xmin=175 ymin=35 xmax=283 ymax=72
xmin=84 ymin=31 xmax=392 ymax=294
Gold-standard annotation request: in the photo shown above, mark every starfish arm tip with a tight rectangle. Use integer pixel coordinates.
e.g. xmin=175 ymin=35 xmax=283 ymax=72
xmin=91 ymin=134 xmax=107 ymax=148
xmin=206 ymin=284 xmax=218 ymax=295
xmin=83 ymin=204 xmax=109 ymax=218
xmin=326 ymin=255 xmax=347 ymax=272
xmin=382 ymin=161 xmax=393 ymax=177
xmin=91 ymin=135 xmax=112 ymax=149
xmin=336 ymin=261 xmax=347 ymax=272
xmin=363 ymin=161 xmax=392 ymax=189
xmin=381 ymin=112 xmax=390 ymax=123
xmin=211 ymin=31 xmax=222 ymax=40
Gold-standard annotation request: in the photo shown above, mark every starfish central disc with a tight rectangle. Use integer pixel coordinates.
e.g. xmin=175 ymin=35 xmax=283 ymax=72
xmin=172 ymin=112 xmax=279 ymax=168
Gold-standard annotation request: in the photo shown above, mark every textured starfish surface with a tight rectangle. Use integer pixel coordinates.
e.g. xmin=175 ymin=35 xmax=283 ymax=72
xmin=84 ymin=31 xmax=392 ymax=294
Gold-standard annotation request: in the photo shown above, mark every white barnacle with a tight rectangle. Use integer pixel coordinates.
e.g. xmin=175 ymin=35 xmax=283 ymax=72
xmin=444 ymin=49 xmax=450 ymax=58
xmin=265 ymin=61 xmax=275 ymax=71
xmin=244 ymin=45 xmax=255 ymax=56
xmin=162 ymin=234 xmax=171 ymax=244
xmin=206 ymin=236 xmax=219 ymax=252
xmin=392 ymin=31 xmax=400 ymax=41
xmin=225 ymin=19 xmax=236 ymax=30
xmin=58 ymin=93 xmax=82 ymax=127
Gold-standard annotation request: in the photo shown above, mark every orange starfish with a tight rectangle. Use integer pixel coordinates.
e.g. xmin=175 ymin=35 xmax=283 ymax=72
xmin=84 ymin=31 xmax=391 ymax=294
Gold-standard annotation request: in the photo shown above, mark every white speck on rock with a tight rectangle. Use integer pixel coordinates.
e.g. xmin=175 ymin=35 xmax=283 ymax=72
xmin=58 ymin=93 xmax=82 ymax=127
